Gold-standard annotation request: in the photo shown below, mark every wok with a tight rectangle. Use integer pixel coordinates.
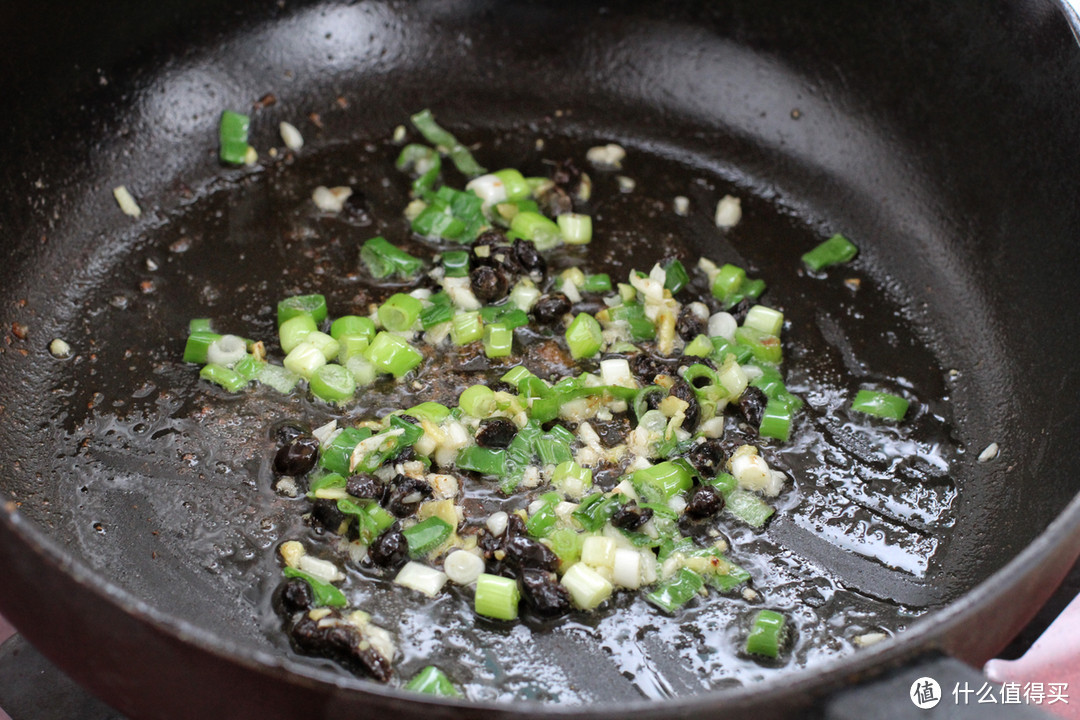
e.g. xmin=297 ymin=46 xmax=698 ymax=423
xmin=1 ymin=0 xmax=1080 ymax=717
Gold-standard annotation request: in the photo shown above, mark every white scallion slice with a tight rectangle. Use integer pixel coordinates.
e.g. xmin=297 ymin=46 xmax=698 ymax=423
xmin=297 ymin=555 xmax=345 ymax=583
xmin=206 ymin=334 xmax=248 ymax=367
xmin=443 ymin=550 xmax=485 ymax=585
xmin=561 ymin=563 xmax=613 ymax=610
xmin=394 ymin=561 xmax=448 ymax=597
xmin=613 ymin=548 xmax=643 ymax=589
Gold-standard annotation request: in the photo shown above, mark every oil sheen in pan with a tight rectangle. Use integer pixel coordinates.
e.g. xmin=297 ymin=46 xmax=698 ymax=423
xmin=48 ymin=123 xmax=959 ymax=704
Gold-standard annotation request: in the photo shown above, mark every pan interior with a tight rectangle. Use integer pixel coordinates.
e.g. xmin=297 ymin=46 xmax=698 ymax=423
xmin=2 ymin=0 xmax=1079 ymax=708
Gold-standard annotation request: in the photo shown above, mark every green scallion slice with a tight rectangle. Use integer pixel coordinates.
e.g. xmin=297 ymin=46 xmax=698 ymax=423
xmin=277 ymin=294 xmax=328 ymax=326
xmin=851 ymin=389 xmax=909 ymax=420
xmin=365 ymin=332 xmax=423 ymax=378
xmin=219 ymin=110 xmax=251 ymax=166
xmin=565 ymin=313 xmax=603 ymax=359
xmin=802 ymin=233 xmax=858 ymax=272
xmin=410 ymin=109 xmax=487 ymax=177
xmin=378 ymin=293 xmax=423 ymax=332
xmin=645 ymin=567 xmax=704 ymax=613
xmin=361 ymin=236 xmax=423 ymax=279
xmin=309 ymin=364 xmax=356 ymax=403
xmin=405 ymin=666 xmax=464 ymax=698
xmin=746 ymin=609 xmax=787 ymax=658
xmin=282 ymin=567 xmax=346 ymax=608
xmin=474 ymin=573 xmax=520 ymax=620
xmin=403 ymin=516 xmax=453 ymax=557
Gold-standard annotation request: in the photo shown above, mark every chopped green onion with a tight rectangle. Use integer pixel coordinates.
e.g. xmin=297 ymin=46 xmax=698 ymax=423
xmin=535 ymin=434 xmax=573 ymax=466
xmin=582 ymin=273 xmax=612 ymax=293
xmin=410 ymin=109 xmax=487 ymax=177
xmin=501 ymin=366 xmax=534 ymax=384
xmin=744 ymin=305 xmax=784 ymax=337
xmin=344 ymin=355 xmax=378 ymax=386
xmin=711 ymin=263 xmax=746 ymax=302
xmin=483 ymin=323 xmax=513 ymax=358
xmin=455 ymin=446 xmax=507 ymax=477
xmin=557 ymin=213 xmax=593 ymax=245
xmin=337 ymin=335 xmax=370 ymax=363
xmin=561 ymin=563 xmax=612 ymax=610
xmin=309 ymin=364 xmax=356 ymax=403
xmin=304 ymin=331 xmax=340 ymax=361
xmin=365 ymin=332 xmax=423 ymax=378
xmin=708 ymin=471 xmax=738 ymax=494
xmin=749 ymin=365 xmax=803 ymax=410
xmin=746 ymin=609 xmax=787 ymax=658
xmin=633 ymin=385 xmax=668 ymax=421
xmin=405 ymin=666 xmax=463 ymax=698
xmin=378 ymin=293 xmax=424 ymax=332
xmin=758 ymin=398 xmax=793 ymax=441
xmin=663 ymin=259 xmax=690 ymax=295
xmin=277 ymin=294 xmax=328 ymax=326
xmin=802 ymin=233 xmax=858 ymax=271
xmin=851 ymin=389 xmax=909 ymax=420
xmin=726 ymin=489 xmax=775 ymax=528
xmin=233 ymin=355 xmax=264 ymax=381
xmin=493 ymin=168 xmax=531 ymax=202
xmin=283 ymin=342 xmax=327 ymax=379
xmin=308 ymin=473 xmax=347 ymax=498
xmin=645 ymin=567 xmax=704 ymax=613
xmin=544 ymin=528 xmax=584 ymax=565
xmin=183 ymin=330 xmax=222 ymax=364
xmin=711 ymin=263 xmax=767 ymax=309
xmin=219 ymin=110 xmax=251 ymax=166
xmin=420 ymin=301 xmax=455 ymax=329
xmin=610 ymin=302 xmax=656 ymax=341
xmin=319 ymin=427 xmax=372 ymax=475
xmin=458 ymin=384 xmax=496 ymax=417
xmin=450 ymin=311 xmax=483 ymax=345
xmin=403 ymin=516 xmax=453 ymax=557
xmin=511 ymin=211 xmax=563 ymax=250
xmin=279 ymin=314 xmax=318 ymax=354
xmin=734 ymin=326 xmax=782 ymax=364
xmin=282 ymin=567 xmax=346 ymax=608
xmin=256 ymin=364 xmax=300 ymax=394
xmin=199 ymin=363 xmax=247 ymax=392
xmin=572 ymin=493 xmax=622 ymax=531
xmin=188 ymin=318 xmax=212 ymax=333
xmin=441 ymin=250 xmax=470 ymax=277
xmin=474 ymin=573 xmax=520 ymax=620
xmin=403 ymin=401 xmax=452 ymax=424
xmin=565 ymin=313 xmax=603 ymax=359
xmin=632 ymin=461 xmax=693 ymax=503
xmin=360 ymin=236 xmax=423 ymax=279
xmin=683 ymin=334 xmax=714 ymax=358
xmin=330 ymin=315 xmax=376 ymax=343
xmin=552 ymin=462 xmax=596 ymax=496
xmin=526 ymin=497 xmax=559 ymax=537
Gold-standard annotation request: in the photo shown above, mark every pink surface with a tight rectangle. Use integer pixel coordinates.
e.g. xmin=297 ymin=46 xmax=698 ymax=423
xmin=985 ymin=593 xmax=1080 ymax=719
xmin=0 ymin=613 xmax=12 ymax=720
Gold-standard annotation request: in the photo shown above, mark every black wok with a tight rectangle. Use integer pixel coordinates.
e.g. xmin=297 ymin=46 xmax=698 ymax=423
xmin=2 ymin=0 xmax=1080 ymax=717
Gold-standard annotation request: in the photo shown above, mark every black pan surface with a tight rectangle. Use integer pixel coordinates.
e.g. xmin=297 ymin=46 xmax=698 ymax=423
xmin=2 ymin=1 xmax=1080 ymax=718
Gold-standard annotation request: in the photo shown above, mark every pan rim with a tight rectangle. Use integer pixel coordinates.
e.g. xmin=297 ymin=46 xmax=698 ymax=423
xmin=2 ymin=488 xmax=1079 ymax=715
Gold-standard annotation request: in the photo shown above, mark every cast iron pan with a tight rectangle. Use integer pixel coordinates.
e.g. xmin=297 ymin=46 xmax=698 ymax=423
xmin=2 ymin=0 xmax=1080 ymax=717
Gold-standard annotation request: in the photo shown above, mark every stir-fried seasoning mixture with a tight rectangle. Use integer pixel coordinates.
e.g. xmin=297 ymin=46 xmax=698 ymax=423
xmin=182 ymin=109 xmax=896 ymax=695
